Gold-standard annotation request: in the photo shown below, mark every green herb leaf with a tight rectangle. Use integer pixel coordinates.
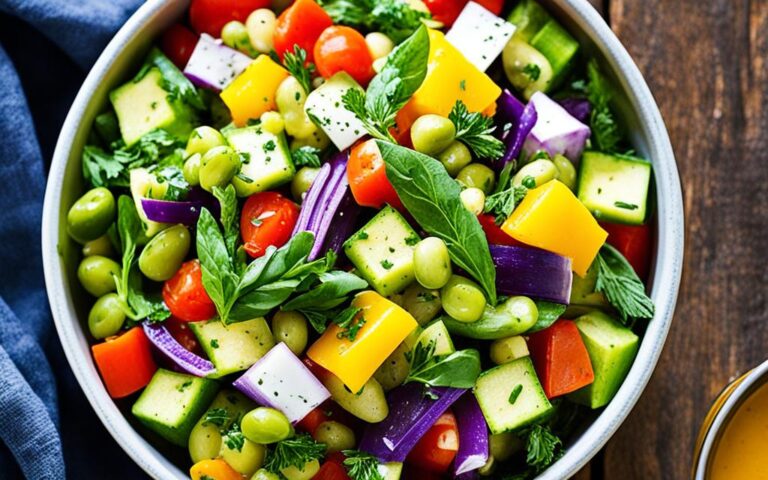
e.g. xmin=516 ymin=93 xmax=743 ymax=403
xmin=283 ymin=46 xmax=316 ymax=95
xmin=334 ymin=307 xmax=365 ymax=341
xmin=614 ymin=201 xmax=638 ymax=210
xmin=291 ymin=146 xmax=323 ymax=168
xmin=265 ymin=434 xmax=326 ymax=474
xmin=139 ymin=48 xmax=205 ymax=110
xmin=586 ymin=60 xmax=623 ymax=152
xmin=223 ymin=422 xmax=246 ymax=453
xmin=523 ymin=63 xmax=541 ymax=81
xmin=595 ymin=244 xmax=654 ymax=324
xmin=379 ymin=141 xmax=497 ymax=303
xmin=523 ymin=425 xmax=563 ymax=473
xmin=318 ymin=0 xmax=430 ymax=43
xmin=202 ymin=408 xmax=230 ymax=428
xmin=526 ymin=301 xmax=568 ymax=333
xmin=405 ymin=340 xmax=482 ymax=388
xmin=448 ymin=100 xmax=505 ymax=160
xmin=508 ymin=384 xmax=523 ymax=404
xmin=342 ymin=449 xmax=385 ymax=480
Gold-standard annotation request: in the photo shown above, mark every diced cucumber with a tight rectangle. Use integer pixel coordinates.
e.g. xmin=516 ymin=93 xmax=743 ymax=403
xmin=110 ymin=68 xmax=195 ymax=147
xmin=188 ymin=390 xmax=254 ymax=463
xmin=223 ymin=126 xmax=295 ymax=197
xmin=304 ymin=72 xmax=367 ymax=151
xmin=577 ymin=151 xmax=652 ymax=225
xmin=130 ymin=168 xmax=170 ymax=238
xmin=131 ymin=369 xmax=219 ymax=447
xmin=417 ymin=320 xmax=455 ymax=355
xmin=507 ymin=0 xmax=553 ymax=42
xmin=530 ymin=20 xmax=580 ymax=87
xmin=474 ymin=357 xmax=553 ymax=434
xmin=190 ymin=318 xmax=275 ymax=378
xmin=378 ymin=462 xmax=403 ymax=480
xmin=343 ymin=206 xmax=420 ymax=296
xmin=569 ymin=311 xmax=639 ymax=408
xmin=567 ymin=262 xmax=609 ymax=316
xmin=445 ymin=1 xmax=516 ymax=72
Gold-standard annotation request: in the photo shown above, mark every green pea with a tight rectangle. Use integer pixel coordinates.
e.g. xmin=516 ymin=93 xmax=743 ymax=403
xmin=252 ymin=470 xmax=280 ymax=480
xmin=291 ymin=167 xmax=320 ymax=202
xmin=413 ymin=237 xmax=452 ymax=290
xmin=67 ymin=187 xmax=116 ymax=243
xmin=186 ymin=126 xmax=226 ymax=157
xmin=400 ymin=284 xmax=442 ymax=325
xmin=199 ymin=146 xmax=241 ymax=192
xmin=281 ymin=459 xmax=320 ymax=480
xmin=457 ymin=164 xmax=496 ymax=194
xmin=88 ymin=293 xmax=126 ymax=339
xmin=489 ymin=432 xmax=524 ymax=461
xmin=438 ymin=141 xmax=472 ymax=176
xmin=182 ymin=153 xmax=202 ymax=186
xmin=552 ymin=154 xmax=577 ymax=190
xmin=272 ymin=311 xmax=308 ymax=355
xmin=441 ymin=275 xmax=486 ymax=323
xmin=82 ymin=234 xmax=114 ymax=258
xmin=314 ymin=421 xmax=356 ymax=453
xmin=410 ymin=114 xmax=457 ymax=156
xmin=498 ymin=296 xmax=538 ymax=333
xmin=220 ymin=438 xmax=266 ymax=477
xmin=490 ymin=335 xmax=529 ymax=365
xmin=241 ymin=407 xmax=294 ymax=444
xmin=221 ymin=21 xmax=257 ymax=56
xmin=512 ymin=159 xmax=558 ymax=188
xmin=77 ymin=255 xmax=120 ymax=297
xmin=138 ymin=225 xmax=191 ymax=281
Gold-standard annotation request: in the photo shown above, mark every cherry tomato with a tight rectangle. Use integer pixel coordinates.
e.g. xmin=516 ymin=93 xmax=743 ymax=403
xmin=273 ymin=0 xmax=333 ymax=61
xmin=160 ymin=24 xmax=198 ymax=69
xmin=422 ymin=0 xmax=467 ymax=27
xmin=475 ymin=0 xmax=504 ymax=15
xmin=314 ymin=26 xmax=374 ymax=85
xmin=600 ymin=222 xmax=652 ymax=280
xmin=478 ymin=213 xmax=524 ymax=246
xmin=313 ymin=453 xmax=351 ymax=480
xmin=240 ymin=192 xmax=299 ymax=258
xmin=347 ymin=139 xmax=403 ymax=210
xmin=189 ymin=0 xmax=271 ymax=36
xmin=163 ymin=260 xmax=217 ymax=322
xmin=406 ymin=411 xmax=460 ymax=473
xmin=165 ymin=316 xmax=203 ymax=355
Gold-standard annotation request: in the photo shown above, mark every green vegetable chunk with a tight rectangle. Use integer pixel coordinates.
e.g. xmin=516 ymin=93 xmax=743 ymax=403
xmin=443 ymin=295 xmax=539 ymax=340
xmin=67 ymin=187 xmax=116 ymax=244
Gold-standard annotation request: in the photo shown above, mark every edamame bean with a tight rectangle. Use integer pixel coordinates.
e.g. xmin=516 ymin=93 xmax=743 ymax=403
xmin=189 ymin=420 xmax=222 ymax=464
xmin=410 ymin=115 xmax=457 ymax=156
xmin=502 ymin=38 xmax=554 ymax=100
xmin=489 ymin=432 xmax=524 ymax=461
xmin=199 ymin=146 xmax=241 ymax=192
xmin=221 ymin=21 xmax=257 ymax=56
xmin=77 ymin=255 xmax=120 ymax=297
xmin=252 ymin=470 xmax=280 ymax=480
xmin=290 ymin=167 xmax=320 ymax=202
xmin=365 ymin=32 xmax=394 ymax=59
xmin=457 ymin=164 xmax=496 ymax=194
xmin=241 ymin=407 xmax=294 ymax=444
xmin=441 ymin=275 xmax=486 ymax=323
xmin=271 ymin=311 xmax=308 ymax=355
xmin=186 ymin=126 xmax=226 ymax=157
xmin=276 ymin=77 xmax=317 ymax=139
xmin=324 ymin=375 xmax=388 ymax=423
xmin=438 ymin=141 xmax=473 ymax=177
xmin=246 ymin=9 xmax=276 ymax=54
xmin=512 ymin=159 xmax=558 ymax=188
xmin=138 ymin=225 xmax=191 ymax=281
xmin=401 ymin=284 xmax=442 ymax=325
xmin=261 ymin=111 xmax=285 ymax=135
xmin=374 ymin=341 xmax=411 ymax=390
xmin=281 ymin=459 xmax=320 ymax=480
xmin=183 ymin=153 xmax=202 ymax=186
xmin=413 ymin=237 xmax=452 ymax=290
xmin=88 ymin=293 xmax=126 ymax=339
xmin=552 ymin=154 xmax=577 ymax=190
xmin=490 ymin=336 xmax=530 ymax=365
xmin=220 ymin=437 xmax=266 ymax=476
xmin=82 ymin=234 xmax=114 ymax=258
xmin=460 ymin=187 xmax=486 ymax=215
xmin=314 ymin=421 xmax=356 ymax=453
xmin=67 ymin=187 xmax=116 ymax=243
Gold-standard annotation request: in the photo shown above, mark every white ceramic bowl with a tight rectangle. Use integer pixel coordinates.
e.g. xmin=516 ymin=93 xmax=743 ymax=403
xmin=42 ymin=1 xmax=684 ymax=478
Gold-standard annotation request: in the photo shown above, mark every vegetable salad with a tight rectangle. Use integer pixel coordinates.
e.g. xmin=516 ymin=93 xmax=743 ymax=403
xmin=68 ymin=0 xmax=655 ymax=478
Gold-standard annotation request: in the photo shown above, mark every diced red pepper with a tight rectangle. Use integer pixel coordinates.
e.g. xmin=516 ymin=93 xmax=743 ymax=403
xmin=600 ymin=222 xmax=652 ymax=280
xmin=313 ymin=452 xmax=351 ymax=480
xmin=478 ymin=213 xmax=524 ymax=246
xmin=347 ymin=139 xmax=404 ymax=210
xmin=405 ymin=411 xmax=459 ymax=474
xmin=528 ymin=320 xmax=595 ymax=399
xmin=92 ymin=327 xmax=158 ymax=398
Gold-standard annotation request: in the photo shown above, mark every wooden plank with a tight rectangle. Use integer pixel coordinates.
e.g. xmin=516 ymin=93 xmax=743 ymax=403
xmin=572 ymin=464 xmax=592 ymax=480
xmin=587 ymin=0 xmax=604 ymax=16
xmin=601 ymin=0 xmax=768 ymax=478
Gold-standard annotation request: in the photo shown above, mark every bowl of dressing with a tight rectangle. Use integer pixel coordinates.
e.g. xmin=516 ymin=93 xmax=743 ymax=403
xmin=693 ymin=359 xmax=768 ymax=479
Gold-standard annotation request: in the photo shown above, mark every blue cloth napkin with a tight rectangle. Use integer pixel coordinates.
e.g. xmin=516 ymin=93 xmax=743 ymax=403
xmin=0 ymin=0 xmax=148 ymax=478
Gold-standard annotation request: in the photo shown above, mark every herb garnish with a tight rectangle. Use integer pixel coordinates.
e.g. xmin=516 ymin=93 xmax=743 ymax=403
xmin=405 ymin=340 xmax=482 ymax=388
xmin=334 ymin=307 xmax=365 ymax=341
xmin=614 ymin=201 xmax=638 ymax=210
xmin=484 ymin=162 xmax=528 ymax=225
xmin=594 ymin=244 xmax=654 ymax=324
xmin=318 ymin=0 xmax=430 ymax=43
xmin=342 ymin=450 xmax=385 ymax=480
xmin=264 ymin=434 xmax=326 ymax=475
xmin=448 ymin=100 xmax=505 ymax=160
xmin=522 ymin=63 xmax=541 ymax=81
xmin=202 ymin=408 xmax=230 ymax=428
xmin=282 ymin=271 xmax=368 ymax=332
xmin=508 ymin=384 xmax=523 ymax=404
xmin=283 ymin=46 xmax=316 ymax=95
xmin=223 ymin=422 xmax=246 ymax=453
xmin=291 ymin=146 xmax=323 ymax=168
xmin=523 ymin=425 xmax=563 ymax=473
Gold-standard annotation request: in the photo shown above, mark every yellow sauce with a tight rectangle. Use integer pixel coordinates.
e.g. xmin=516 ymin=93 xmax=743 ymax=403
xmin=709 ymin=382 xmax=768 ymax=479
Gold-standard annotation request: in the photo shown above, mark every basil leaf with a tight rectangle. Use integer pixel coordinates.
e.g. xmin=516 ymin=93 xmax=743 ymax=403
xmin=229 ymin=279 xmax=304 ymax=322
xmin=282 ymin=271 xmax=367 ymax=311
xmin=405 ymin=341 xmax=482 ymax=389
xmin=196 ymin=208 xmax=240 ymax=321
xmin=379 ymin=141 xmax=497 ymax=303
xmin=595 ymin=244 xmax=654 ymax=324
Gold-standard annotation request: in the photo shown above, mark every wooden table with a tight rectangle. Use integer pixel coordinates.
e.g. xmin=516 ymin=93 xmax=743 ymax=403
xmin=573 ymin=0 xmax=768 ymax=478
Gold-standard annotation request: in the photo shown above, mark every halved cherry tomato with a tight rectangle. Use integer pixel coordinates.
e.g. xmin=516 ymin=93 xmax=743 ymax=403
xmin=273 ymin=0 xmax=334 ymax=61
xmin=478 ymin=213 xmax=524 ymax=246
xmin=475 ymin=0 xmax=504 ymax=15
xmin=347 ymin=139 xmax=403 ymax=210
xmin=406 ymin=410 xmax=460 ymax=473
xmin=314 ymin=26 xmax=374 ymax=85
xmin=92 ymin=327 xmax=158 ymax=398
xmin=161 ymin=24 xmax=198 ymax=69
xmin=163 ymin=260 xmax=217 ymax=322
xmin=313 ymin=452 xmax=351 ymax=480
xmin=165 ymin=316 xmax=203 ymax=355
xmin=600 ymin=222 xmax=652 ymax=281
xmin=422 ymin=0 xmax=467 ymax=27
xmin=240 ymin=192 xmax=299 ymax=258
xmin=189 ymin=0 xmax=271 ymax=36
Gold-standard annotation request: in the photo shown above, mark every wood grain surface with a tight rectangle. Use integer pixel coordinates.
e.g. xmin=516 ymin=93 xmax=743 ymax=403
xmin=576 ymin=0 xmax=768 ymax=479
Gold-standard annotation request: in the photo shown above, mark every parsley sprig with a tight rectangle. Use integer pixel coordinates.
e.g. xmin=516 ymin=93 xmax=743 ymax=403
xmin=291 ymin=146 xmax=323 ymax=168
xmin=594 ymin=244 xmax=654 ymax=324
xmin=483 ymin=162 xmax=529 ymax=225
xmin=523 ymin=425 xmax=563 ymax=473
xmin=283 ymin=46 xmax=316 ymax=95
xmin=342 ymin=450 xmax=384 ymax=480
xmin=449 ymin=100 xmax=505 ymax=160
xmin=318 ymin=0 xmax=430 ymax=43
xmin=334 ymin=307 xmax=365 ymax=341
xmin=265 ymin=434 xmax=326 ymax=475
xmin=405 ymin=340 xmax=481 ymax=388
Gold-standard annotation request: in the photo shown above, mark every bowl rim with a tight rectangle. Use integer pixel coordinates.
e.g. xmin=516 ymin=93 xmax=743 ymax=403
xmin=41 ymin=1 xmax=684 ymax=479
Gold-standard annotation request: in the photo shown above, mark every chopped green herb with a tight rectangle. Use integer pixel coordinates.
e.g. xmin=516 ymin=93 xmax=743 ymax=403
xmin=595 ymin=244 xmax=654 ymax=324
xmin=223 ymin=422 xmax=245 ymax=452
xmin=614 ymin=201 xmax=639 ymax=210
xmin=177 ymin=380 xmax=193 ymax=393
xmin=210 ymin=339 xmax=220 ymax=349
xmin=334 ymin=307 xmax=366 ymax=341
xmin=202 ymin=408 xmax=230 ymax=428
xmin=405 ymin=340 xmax=481 ymax=389
xmin=291 ymin=146 xmax=323 ymax=168
xmin=521 ymin=175 xmax=537 ymax=189
xmin=380 ymin=259 xmax=394 ymax=270
xmin=342 ymin=449 xmax=385 ymax=480
xmin=263 ymin=140 xmax=277 ymax=152
xmin=264 ymin=434 xmax=327 ymax=474
xmin=522 ymin=63 xmax=541 ymax=81
xmin=283 ymin=46 xmax=316 ymax=95
xmin=449 ymin=100 xmax=505 ymax=160
xmin=459 ymin=79 xmax=467 ymax=91
xmin=509 ymin=384 xmax=523 ymax=404
xmin=358 ymin=231 xmax=369 ymax=240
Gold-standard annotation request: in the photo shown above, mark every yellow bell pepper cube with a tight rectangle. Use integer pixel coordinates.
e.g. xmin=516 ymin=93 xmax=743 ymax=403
xmin=220 ymin=55 xmax=289 ymax=126
xmin=502 ymin=180 xmax=608 ymax=277
xmin=307 ymin=291 xmax=418 ymax=392
xmin=396 ymin=29 xmax=502 ymax=134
